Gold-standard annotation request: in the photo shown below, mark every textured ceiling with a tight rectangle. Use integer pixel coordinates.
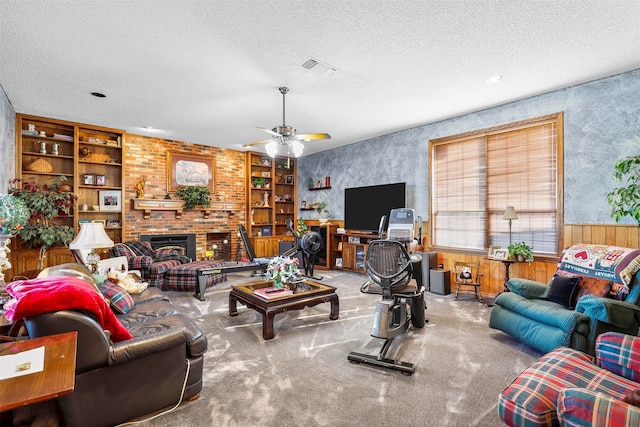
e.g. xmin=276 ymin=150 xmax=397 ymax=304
xmin=1 ymin=1 xmax=639 ymax=156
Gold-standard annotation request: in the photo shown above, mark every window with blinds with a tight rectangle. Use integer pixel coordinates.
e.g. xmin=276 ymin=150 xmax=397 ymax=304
xmin=430 ymin=113 xmax=563 ymax=255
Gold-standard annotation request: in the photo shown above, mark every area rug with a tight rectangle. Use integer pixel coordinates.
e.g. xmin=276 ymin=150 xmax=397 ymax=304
xmin=14 ymin=270 xmax=541 ymax=426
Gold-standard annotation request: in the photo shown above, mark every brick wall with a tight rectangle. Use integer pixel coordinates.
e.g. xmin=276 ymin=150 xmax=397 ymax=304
xmin=123 ymin=134 xmax=246 ymax=260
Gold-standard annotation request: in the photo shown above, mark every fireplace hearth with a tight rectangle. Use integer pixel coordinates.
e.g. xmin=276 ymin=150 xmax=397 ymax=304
xmin=140 ymin=233 xmax=197 ymax=261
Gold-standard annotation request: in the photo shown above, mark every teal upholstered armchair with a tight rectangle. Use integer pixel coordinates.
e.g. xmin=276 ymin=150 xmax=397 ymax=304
xmin=489 ymin=244 xmax=640 ymax=356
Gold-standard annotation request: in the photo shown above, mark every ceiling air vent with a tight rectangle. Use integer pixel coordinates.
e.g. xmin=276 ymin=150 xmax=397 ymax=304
xmin=300 ymin=57 xmax=337 ymax=77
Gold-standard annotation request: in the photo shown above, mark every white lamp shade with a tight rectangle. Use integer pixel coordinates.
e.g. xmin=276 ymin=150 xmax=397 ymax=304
xmin=503 ymin=206 xmax=518 ymax=220
xmin=265 ymin=140 xmax=279 ymax=158
xmin=69 ymin=222 xmax=115 ymax=250
xmin=290 ymin=139 xmax=304 ymax=157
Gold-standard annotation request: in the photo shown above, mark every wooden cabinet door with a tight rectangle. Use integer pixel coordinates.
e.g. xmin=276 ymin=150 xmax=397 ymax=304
xmin=47 ymin=248 xmax=75 ymax=267
xmin=354 ymin=244 xmax=367 ymax=273
xmin=342 ymin=243 xmax=355 ymax=270
xmin=10 ymin=249 xmax=40 ymax=279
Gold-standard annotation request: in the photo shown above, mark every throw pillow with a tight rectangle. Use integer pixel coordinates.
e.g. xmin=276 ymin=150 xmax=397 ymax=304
xmin=574 ymin=277 xmax=613 ymax=304
xmin=99 ymin=282 xmax=135 ymax=314
xmin=546 ymin=275 xmax=581 ymax=309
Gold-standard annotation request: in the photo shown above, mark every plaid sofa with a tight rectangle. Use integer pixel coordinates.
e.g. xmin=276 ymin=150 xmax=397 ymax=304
xmin=109 ymin=242 xmax=190 ymax=289
xmin=163 ymin=259 xmax=227 ymax=292
xmin=499 ymin=332 xmax=640 ymax=426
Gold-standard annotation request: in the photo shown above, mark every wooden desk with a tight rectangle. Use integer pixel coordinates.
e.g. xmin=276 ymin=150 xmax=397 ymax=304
xmin=0 ymin=332 xmax=77 ymax=413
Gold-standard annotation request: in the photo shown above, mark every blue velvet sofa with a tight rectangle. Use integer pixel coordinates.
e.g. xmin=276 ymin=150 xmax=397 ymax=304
xmin=489 ymin=244 xmax=640 ymax=356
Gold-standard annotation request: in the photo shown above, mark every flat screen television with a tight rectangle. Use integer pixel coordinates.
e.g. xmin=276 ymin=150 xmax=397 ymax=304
xmin=344 ymin=182 xmax=406 ymax=234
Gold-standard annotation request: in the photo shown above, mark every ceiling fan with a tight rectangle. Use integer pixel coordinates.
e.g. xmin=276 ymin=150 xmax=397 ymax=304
xmin=242 ymin=86 xmax=331 ymax=159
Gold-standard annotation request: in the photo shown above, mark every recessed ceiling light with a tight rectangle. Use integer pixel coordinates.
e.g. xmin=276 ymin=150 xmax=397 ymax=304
xmin=486 ymin=75 xmax=504 ymax=84
xmin=91 ymin=92 xmax=106 ymax=98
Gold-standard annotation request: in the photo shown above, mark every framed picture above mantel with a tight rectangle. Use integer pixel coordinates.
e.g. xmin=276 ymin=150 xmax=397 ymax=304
xmin=166 ymin=152 xmax=215 ymax=192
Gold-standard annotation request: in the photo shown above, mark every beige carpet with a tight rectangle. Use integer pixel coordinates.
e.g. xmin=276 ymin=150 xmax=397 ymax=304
xmin=14 ymin=270 xmax=541 ymax=426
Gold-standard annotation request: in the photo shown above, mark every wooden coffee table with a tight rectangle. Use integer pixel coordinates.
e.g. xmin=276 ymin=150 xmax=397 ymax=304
xmin=229 ymin=279 xmax=339 ymax=340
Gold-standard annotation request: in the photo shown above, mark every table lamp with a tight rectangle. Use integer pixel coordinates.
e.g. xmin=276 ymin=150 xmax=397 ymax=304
xmin=503 ymin=206 xmax=518 ymax=245
xmin=69 ymin=222 xmax=114 ymax=272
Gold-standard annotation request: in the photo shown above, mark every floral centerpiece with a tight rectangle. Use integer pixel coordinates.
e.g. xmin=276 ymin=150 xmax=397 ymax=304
xmin=266 ymin=255 xmax=302 ymax=288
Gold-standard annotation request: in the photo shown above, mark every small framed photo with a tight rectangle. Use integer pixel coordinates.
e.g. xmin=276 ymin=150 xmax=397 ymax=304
xmin=335 ymin=257 xmax=343 ymax=267
xmin=493 ymin=249 xmax=508 ymax=260
xmin=285 ymin=175 xmax=294 ymax=184
xmin=83 ymin=174 xmax=95 ymax=185
xmin=95 ymin=175 xmax=106 ymax=186
xmin=106 ymin=219 xmax=121 ymax=228
xmin=261 ymin=172 xmax=271 ymax=178
xmin=488 ymin=245 xmax=501 ymax=258
xmin=261 ymin=157 xmax=271 ymax=167
xmin=99 ymin=190 xmax=122 ymax=211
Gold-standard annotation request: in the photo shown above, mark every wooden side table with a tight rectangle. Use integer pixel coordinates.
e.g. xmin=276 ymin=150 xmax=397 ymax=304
xmin=485 ymin=257 xmax=517 ymax=293
xmin=0 ymin=332 xmax=77 ymax=413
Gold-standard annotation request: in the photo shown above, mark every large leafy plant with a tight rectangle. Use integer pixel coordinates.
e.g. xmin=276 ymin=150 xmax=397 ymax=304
xmin=9 ymin=177 xmax=77 ymax=269
xmin=606 ymin=154 xmax=640 ymax=225
xmin=175 ymin=185 xmax=211 ymax=210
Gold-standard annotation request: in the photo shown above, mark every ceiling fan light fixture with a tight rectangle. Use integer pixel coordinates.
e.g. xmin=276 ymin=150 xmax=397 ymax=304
xmin=290 ymin=139 xmax=304 ymax=157
xmin=265 ymin=140 xmax=279 ymax=158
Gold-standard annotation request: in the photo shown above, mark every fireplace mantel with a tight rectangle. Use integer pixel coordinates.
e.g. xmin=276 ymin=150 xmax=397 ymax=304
xmin=132 ymin=199 xmax=243 ymax=219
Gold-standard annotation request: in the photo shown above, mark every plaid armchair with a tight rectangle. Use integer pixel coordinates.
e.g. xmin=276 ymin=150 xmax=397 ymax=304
xmin=499 ymin=332 xmax=640 ymax=426
xmin=109 ymin=241 xmax=190 ymax=288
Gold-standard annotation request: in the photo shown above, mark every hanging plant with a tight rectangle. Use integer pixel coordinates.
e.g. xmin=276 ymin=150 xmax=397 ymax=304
xmin=606 ymin=153 xmax=640 ymax=225
xmin=176 ymin=185 xmax=211 ymax=210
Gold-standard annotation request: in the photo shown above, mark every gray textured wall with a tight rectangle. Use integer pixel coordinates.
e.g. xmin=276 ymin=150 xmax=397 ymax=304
xmin=0 ymin=84 xmax=16 ymax=194
xmin=298 ymin=68 xmax=640 ymax=225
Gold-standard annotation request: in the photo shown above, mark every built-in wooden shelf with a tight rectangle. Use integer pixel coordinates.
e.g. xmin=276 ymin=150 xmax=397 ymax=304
xmin=132 ymin=199 xmax=244 ymax=219
xmin=202 ymin=202 xmax=244 ymax=218
xmin=132 ymin=198 xmax=184 ymax=219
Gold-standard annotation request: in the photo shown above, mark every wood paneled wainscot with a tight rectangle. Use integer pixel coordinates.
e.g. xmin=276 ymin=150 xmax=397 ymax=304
xmin=435 ymin=224 xmax=640 ymax=298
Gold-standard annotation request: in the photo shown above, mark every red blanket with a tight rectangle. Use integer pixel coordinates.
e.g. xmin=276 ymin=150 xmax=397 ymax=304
xmin=4 ymin=276 xmax=133 ymax=342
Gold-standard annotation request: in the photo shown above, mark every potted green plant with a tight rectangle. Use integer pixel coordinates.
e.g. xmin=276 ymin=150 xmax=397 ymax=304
xmin=9 ymin=177 xmax=77 ymax=270
xmin=313 ymin=201 xmax=331 ymax=224
xmin=507 ymin=241 xmax=534 ymax=263
xmin=175 ymin=185 xmax=211 ymax=210
xmin=606 ymin=153 xmax=640 ymax=225
xmin=251 ymin=177 xmax=267 ymax=188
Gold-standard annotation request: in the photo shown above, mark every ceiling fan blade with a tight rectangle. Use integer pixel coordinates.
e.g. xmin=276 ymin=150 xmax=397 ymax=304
xmin=242 ymin=138 xmax=273 ymax=148
xmin=257 ymin=127 xmax=281 ymax=137
xmin=295 ymin=133 xmax=331 ymax=141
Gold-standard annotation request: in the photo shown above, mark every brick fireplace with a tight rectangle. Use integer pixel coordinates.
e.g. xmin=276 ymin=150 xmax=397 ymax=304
xmin=122 ymin=134 xmax=247 ymax=261
xmin=140 ymin=233 xmax=197 ymax=260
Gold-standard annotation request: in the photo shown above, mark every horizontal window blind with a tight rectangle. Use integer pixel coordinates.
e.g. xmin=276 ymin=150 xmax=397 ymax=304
xmin=431 ymin=114 xmax=561 ymax=254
